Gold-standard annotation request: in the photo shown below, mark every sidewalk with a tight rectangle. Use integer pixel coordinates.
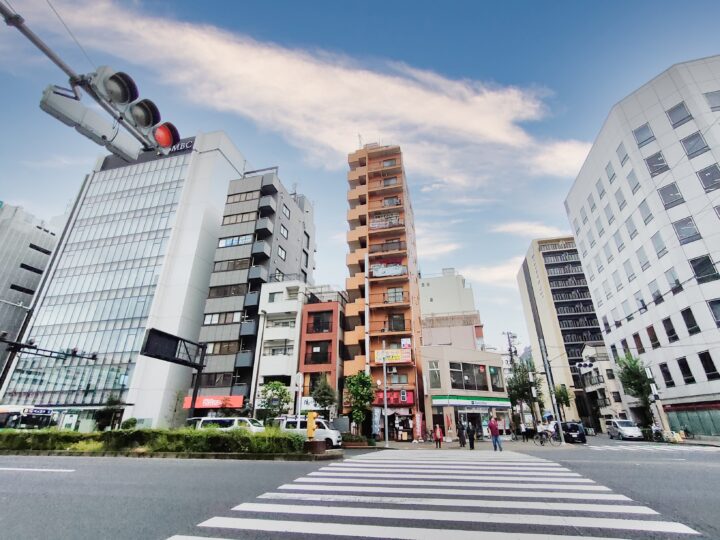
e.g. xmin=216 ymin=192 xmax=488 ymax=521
xmin=373 ymin=438 xmax=575 ymax=451
xmin=677 ymin=435 xmax=720 ymax=447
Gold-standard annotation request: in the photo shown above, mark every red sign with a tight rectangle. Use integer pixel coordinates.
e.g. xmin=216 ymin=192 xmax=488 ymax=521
xmin=182 ymin=395 xmax=244 ymax=409
xmin=372 ymin=390 xmax=414 ymax=406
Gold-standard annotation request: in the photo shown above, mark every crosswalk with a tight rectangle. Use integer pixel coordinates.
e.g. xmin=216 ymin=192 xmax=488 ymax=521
xmin=588 ymin=444 xmax=720 ymax=453
xmin=168 ymin=450 xmax=701 ymax=539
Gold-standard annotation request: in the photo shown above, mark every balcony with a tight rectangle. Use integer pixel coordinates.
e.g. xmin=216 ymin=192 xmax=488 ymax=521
xmin=368 ymin=158 xmax=402 ymax=175
xmin=369 ymin=240 xmax=406 ymax=255
xmin=258 ymin=195 xmax=276 ymax=216
xmin=347 ymin=167 xmax=366 ymax=185
xmin=260 ymin=175 xmax=279 ymax=195
xmin=244 ymin=290 xmax=260 ymax=309
xmin=550 ymin=278 xmax=588 ymax=289
xmin=370 ymin=319 xmax=411 ymax=334
xmin=347 ymin=225 xmax=367 ymax=245
xmin=255 ymin=217 xmax=274 ymax=238
xmin=306 ymin=320 xmax=333 ymax=333
xmin=251 ymin=240 xmax=271 ymax=260
xmin=368 ymin=197 xmax=402 ymax=212
xmin=563 ymin=333 xmax=603 ymax=344
xmin=547 ymin=265 xmax=584 ymax=276
xmin=240 ymin=318 xmax=258 ymax=336
xmin=347 ymin=204 xmax=367 ymax=223
xmin=559 ymin=319 xmax=599 ymax=329
xmin=369 ymin=290 xmax=409 ymax=306
xmin=369 ymin=264 xmax=408 ymax=280
xmin=346 ymin=272 xmax=365 ymax=293
xmin=347 ymin=184 xmax=367 ymax=203
xmin=234 ymin=350 xmax=255 ymax=368
xmin=556 ymin=305 xmax=595 ymax=315
xmin=583 ymin=375 xmax=605 ymax=388
xmin=544 ymin=254 xmax=580 ymax=264
xmin=539 ymin=242 xmax=576 ymax=253
xmin=346 ymin=249 xmax=367 ymax=270
xmin=369 ymin=217 xmax=404 ymax=232
xmin=345 ymin=298 xmax=365 ymax=319
xmin=304 ymin=351 xmax=331 ymax=365
xmin=553 ymin=292 xmax=592 ymax=302
xmin=368 ymin=177 xmax=403 ymax=193
xmin=344 ymin=324 xmax=365 ymax=346
xmin=248 ymin=265 xmax=268 ymax=283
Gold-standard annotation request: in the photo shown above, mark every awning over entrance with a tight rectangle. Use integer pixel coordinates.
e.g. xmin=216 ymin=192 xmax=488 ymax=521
xmin=431 ymin=395 xmax=511 ymax=408
xmin=182 ymin=395 xmax=244 ymax=409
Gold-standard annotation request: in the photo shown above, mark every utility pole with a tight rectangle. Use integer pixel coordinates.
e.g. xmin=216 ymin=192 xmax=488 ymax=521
xmin=539 ymin=338 xmax=566 ymax=445
xmin=382 ymin=339 xmax=389 ymax=449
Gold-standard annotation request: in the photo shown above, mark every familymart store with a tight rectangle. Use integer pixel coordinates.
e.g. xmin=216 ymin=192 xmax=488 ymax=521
xmin=431 ymin=395 xmax=513 ymax=439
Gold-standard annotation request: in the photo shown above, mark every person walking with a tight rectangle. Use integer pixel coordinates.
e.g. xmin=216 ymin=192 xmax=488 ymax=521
xmin=489 ymin=416 xmax=503 ymax=452
xmin=466 ymin=423 xmax=475 ymax=450
xmin=458 ymin=423 xmax=466 ymax=448
xmin=433 ymin=424 xmax=443 ymax=449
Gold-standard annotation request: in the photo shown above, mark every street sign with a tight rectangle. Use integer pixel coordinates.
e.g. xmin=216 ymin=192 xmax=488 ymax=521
xmin=141 ymin=328 xmax=202 ymax=369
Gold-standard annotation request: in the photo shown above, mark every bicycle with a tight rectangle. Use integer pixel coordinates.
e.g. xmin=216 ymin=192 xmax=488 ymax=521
xmin=533 ymin=431 xmax=560 ymax=447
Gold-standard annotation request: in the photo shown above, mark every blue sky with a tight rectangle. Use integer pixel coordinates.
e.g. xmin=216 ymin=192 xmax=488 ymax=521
xmin=1 ymin=0 xmax=719 ymax=352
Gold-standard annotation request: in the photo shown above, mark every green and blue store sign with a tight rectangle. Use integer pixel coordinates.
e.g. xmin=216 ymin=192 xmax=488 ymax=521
xmin=431 ymin=395 xmax=511 ymax=408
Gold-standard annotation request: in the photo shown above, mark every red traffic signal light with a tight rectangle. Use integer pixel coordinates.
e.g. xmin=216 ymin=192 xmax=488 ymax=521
xmin=153 ymin=122 xmax=180 ymax=148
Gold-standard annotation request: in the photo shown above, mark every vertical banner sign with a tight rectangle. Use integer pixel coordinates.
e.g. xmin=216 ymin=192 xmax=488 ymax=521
xmin=414 ymin=412 xmax=423 ymax=440
xmin=372 ymin=407 xmax=382 ymax=437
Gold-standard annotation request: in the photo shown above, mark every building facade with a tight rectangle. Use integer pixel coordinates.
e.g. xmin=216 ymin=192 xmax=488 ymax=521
xmin=344 ymin=143 xmax=424 ymax=439
xmin=565 ymin=56 xmax=720 ymax=436
xmin=517 ymin=237 xmax=603 ymax=422
xmin=0 ymin=132 xmax=245 ymax=429
xmin=0 ymin=204 xmax=58 ymax=381
xmin=194 ymin=168 xmax=315 ymax=416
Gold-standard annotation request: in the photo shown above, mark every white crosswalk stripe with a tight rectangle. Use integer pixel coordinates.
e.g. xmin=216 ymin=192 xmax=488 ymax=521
xmin=588 ymin=444 xmax=720 ymax=452
xmin=167 ymin=449 xmax=701 ymax=539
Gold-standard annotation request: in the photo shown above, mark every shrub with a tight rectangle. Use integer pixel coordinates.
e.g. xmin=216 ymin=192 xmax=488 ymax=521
xmin=340 ymin=433 xmax=367 ymax=443
xmin=120 ymin=418 xmax=137 ymax=430
xmin=67 ymin=439 xmax=104 ymax=452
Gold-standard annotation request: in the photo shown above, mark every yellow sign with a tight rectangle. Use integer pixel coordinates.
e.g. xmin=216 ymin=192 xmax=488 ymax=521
xmin=375 ymin=349 xmax=411 ymax=364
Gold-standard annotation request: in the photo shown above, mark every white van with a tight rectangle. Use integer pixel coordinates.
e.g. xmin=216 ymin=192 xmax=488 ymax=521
xmin=194 ymin=417 xmax=265 ymax=433
xmin=274 ymin=416 xmax=342 ymax=448
xmin=607 ymin=419 xmax=643 ymax=440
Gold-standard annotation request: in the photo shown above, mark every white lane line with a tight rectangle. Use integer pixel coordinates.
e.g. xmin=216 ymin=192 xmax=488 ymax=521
xmin=330 ymin=464 xmax=574 ymax=473
xmin=194 ymin=517 xmax=629 ymax=540
xmin=324 ymin=466 xmax=581 ymax=476
xmin=310 ymin=471 xmax=595 ymax=484
xmin=255 ymin=492 xmax=659 ymax=515
xmin=0 ymin=467 xmax=75 ymax=473
xmin=278 ymin=484 xmax=631 ymax=501
xmin=295 ymin=477 xmax=610 ymax=491
xmin=234 ymin=502 xmax=698 ymax=535
xmin=347 ymin=459 xmax=561 ymax=466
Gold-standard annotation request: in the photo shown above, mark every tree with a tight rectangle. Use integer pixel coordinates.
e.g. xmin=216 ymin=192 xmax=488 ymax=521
xmin=554 ymin=385 xmax=571 ymax=420
xmin=506 ymin=363 xmax=542 ymax=421
xmin=260 ymin=381 xmax=292 ymax=420
xmin=311 ymin=376 xmax=337 ymax=413
xmin=94 ymin=395 xmax=122 ymax=431
xmin=345 ymin=372 xmax=374 ymax=429
xmin=616 ymin=353 xmax=653 ymax=426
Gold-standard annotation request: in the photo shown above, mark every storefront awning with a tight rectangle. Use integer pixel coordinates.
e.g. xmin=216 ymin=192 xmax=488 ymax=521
xmin=431 ymin=395 xmax=511 ymax=408
xmin=182 ymin=395 xmax=244 ymax=409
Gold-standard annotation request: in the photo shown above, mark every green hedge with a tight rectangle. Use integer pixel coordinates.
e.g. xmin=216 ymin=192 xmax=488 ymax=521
xmin=0 ymin=428 xmax=305 ymax=454
xmin=340 ymin=433 xmax=367 ymax=443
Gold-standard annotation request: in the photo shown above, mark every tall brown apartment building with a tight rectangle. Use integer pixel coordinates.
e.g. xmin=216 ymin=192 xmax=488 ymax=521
xmin=344 ymin=143 xmax=424 ymax=441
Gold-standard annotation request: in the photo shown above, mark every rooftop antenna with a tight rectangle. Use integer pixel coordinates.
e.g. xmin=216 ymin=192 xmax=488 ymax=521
xmin=358 ymin=133 xmax=363 ymax=149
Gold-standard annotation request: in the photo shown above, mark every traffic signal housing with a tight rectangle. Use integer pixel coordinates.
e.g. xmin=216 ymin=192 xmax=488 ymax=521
xmin=306 ymin=411 xmax=318 ymax=439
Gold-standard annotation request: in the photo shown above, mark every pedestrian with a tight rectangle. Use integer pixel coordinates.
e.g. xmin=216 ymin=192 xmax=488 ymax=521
xmin=466 ymin=423 xmax=475 ymax=450
xmin=458 ymin=423 xmax=466 ymax=448
xmin=433 ymin=424 xmax=443 ymax=448
xmin=489 ymin=415 xmax=503 ymax=452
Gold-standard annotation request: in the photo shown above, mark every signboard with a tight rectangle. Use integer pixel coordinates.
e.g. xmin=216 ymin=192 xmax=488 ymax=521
xmin=413 ymin=412 xmax=423 ymax=440
xmin=182 ymin=395 xmax=244 ymax=409
xmin=373 ymin=390 xmax=414 ymax=406
xmin=431 ymin=395 xmax=511 ymax=408
xmin=300 ymin=396 xmax=322 ymax=411
xmin=22 ymin=408 xmax=53 ymax=415
xmin=400 ymin=338 xmax=411 ymax=349
xmin=374 ymin=349 xmax=412 ymax=364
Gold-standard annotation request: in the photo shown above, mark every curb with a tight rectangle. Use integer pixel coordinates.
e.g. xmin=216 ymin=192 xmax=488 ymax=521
xmin=0 ymin=450 xmax=343 ymax=461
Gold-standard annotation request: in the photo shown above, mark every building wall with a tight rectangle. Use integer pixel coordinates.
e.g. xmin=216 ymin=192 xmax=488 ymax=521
xmin=419 ymin=268 xmax=477 ymax=316
xmin=565 ymin=56 xmax=720 ymax=435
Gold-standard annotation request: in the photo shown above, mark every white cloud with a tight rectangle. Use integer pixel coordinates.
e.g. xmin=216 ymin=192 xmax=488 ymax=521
xmin=459 ymin=256 xmax=525 ymax=288
xmin=415 ymin=224 xmax=462 ymax=262
xmin=19 ymin=0 xmax=589 ymax=190
xmin=491 ymin=221 xmax=569 ymax=238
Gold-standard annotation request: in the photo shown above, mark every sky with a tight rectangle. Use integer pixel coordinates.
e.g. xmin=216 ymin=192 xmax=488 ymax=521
xmin=1 ymin=0 xmax=719 ymax=352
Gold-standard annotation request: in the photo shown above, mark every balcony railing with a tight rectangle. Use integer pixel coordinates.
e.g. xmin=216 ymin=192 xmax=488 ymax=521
xmin=556 ymin=305 xmax=595 ymax=315
xmin=597 ymin=397 xmax=611 ymax=407
xmin=547 ymin=265 xmax=584 ymax=276
xmin=553 ymin=292 xmax=592 ymax=301
xmin=306 ymin=320 xmax=333 ymax=333
xmin=370 ymin=319 xmax=411 ymax=333
xmin=559 ymin=319 xmax=599 ymax=329
xmin=539 ymin=242 xmax=576 ymax=252
xmin=368 ymin=177 xmax=403 ymax=191
xmin=369 ymin=198 xmax=402 ymax=211
xmin=584 ymin=375 xmax=605 ymax=387
xmin=544 ymin=254 xmax=580 ymax=264
xmin=550 ymin=278 xmax=588 ymax=289
xmin=305 ymin=352 xmax=331 ymax=365
xmin=369 ymin=217 xmax=404 ymax=230
xmin=370 ymin=291 xmax=409 ymax=304
xmin=370 ymin=264 xmax=408 ymax=279
xmin=369 ymin=241 xmax=407 ymax=254
xmin=563 ymin=333 xmax=603 ymax=343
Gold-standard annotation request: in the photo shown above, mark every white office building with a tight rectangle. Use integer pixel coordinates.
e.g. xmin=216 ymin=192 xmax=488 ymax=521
xmin=565 ymin=56 xmax=720 ymax=436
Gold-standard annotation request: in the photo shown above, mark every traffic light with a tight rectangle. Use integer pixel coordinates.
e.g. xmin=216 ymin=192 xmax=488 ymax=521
xmin=88 ymin=66 xmax=180 ymax=153
xmin=306 ymin=411 xmax=318 ymax=439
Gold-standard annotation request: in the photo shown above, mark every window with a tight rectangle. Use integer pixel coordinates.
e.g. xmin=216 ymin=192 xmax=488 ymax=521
xmin=639 ymin=199 xmax=653 ymax=224
xmin=282 ymin=204 xmax=290 ymax=218
xmin=383 ymin=176 xmax=398 ymax=187
xmin=663 ymin=317 xmax=679 ymax=343
xmin=611 ymin=308 xmax=622 ymax=328
xmin=649 ymin=280 xmax=664 ymax=304
xmin=612 ymin=270 xmax=623 ymax=291
xmin=705 ymin=90 xmax=720 ymax=111
xmin=622 ymin=300 xmax=633 ymax=321
xmin=208 ymin=284 xmax=247 ymax=298
xmin=699 ymin=351 xmax=720 ymax=380
xmin=636 ymin=246 xmax=650 ymax=271
xmin=625 ymin=216 xmax=637 ymax=240
xmin=651 ymin=232 xmax=667 ymax=258
xmin=587 ymin=193 xmax=597 ymax=212
xmin=610 ymin=344 xmax=620 ymax=361
xmin=595 ymin=254 xmax=604 ymax=273
xmin=304 ymin=232 xmax=310 ymax=249
xmin=690 ymin=255 xmax=720 ymax=284
xmin=579 ymin=239 xmax=587 ymax=257
xmin=632 ymin=333 xmax=645 ymax=354
xmin=596 ymin=179 xmax=606 ymax=199
xmin=645 ymin=151 xmax=669 ymax=176
xmin=626 ymin=170 xmax=640 ymax=194
xmin=614 ymin=188 xmax=627 ymax=210
xmin=673 ymin=217 xmax=701 ymax=244
xmin=681 ymin=131 xmax=709 ymax=159
xmin=594 ymin=288 xmax=603 ymax=307
xmin=280 ymin=224 xmax=289 ymax=239
xmin=634 ymin=290 xmax=647 ymax=312
xmin=681 ymin=307 xmax=700 ymax=335
xmin=268 ymin=292 xmax=281 ymax=303
xmin=227 ymin=190 xmax=260 ymax=204
xmin=606 ymin=162 xmax=616 ymax=182
xmin=658 ymin=183 xmax=684 ymax=209
xmin=603 ymin=204 xmax=614 ymax=224
xmin=603 ymin=279 xmax=612 ymax=299
xmin=614 ymin=230 xmax=626 ymax=251
xmin=621 ymin=339 xmax=630 ymax=355
xmin=207 ymin=341 xmax=240 ymax=356
xmin=218 ymin=234 xmax=253 ymax=248
xmin=573 ymin=218 xmax=580 ymax=235
xmin=277 ymin=246 xmax=286 ymax=260
xmin=214 ymin=258 xmax=250 ymax=272
xmin=580 ymin=207 xmax=588 ymax=224
xmin=709 ymin=299 xmax=720 ymax=327
xmin=602 ymin=315 xmax=611 ymax=333
xmin=647 ymin=325 xmax=661 ymax=349
xmin=222 ymin=211 xmax=258 ymax=225
xmin=677 ymin=357 xmax=695 ymax=384
xmin=666 ymin=102 xmax=692 ymax=128
xmin=612 ymin=392 xmax=622 ymax=403
xmin=617 ymin=142 xmax=629 ymax=165
xmin=633 ymin=123 xmax=655 ymax=147
xmin=606 ymin=369 xmax=616 ymax=380
xmin=382 ymin=159 xmax=397 ymax=167
xmin=273 ymin=269 xmax=284 ymax=282
xmin=665 ymin=267 xmax=683 ymax=294
xmin=450 ymin=362 xmax=488 ymax=391
xmin=659 ymin=363 xmax=675 ymax=387
xmin=623 ymin=259 xmax=636 ymax=282
xmin=587 ymin=229 xmax=596 ymax=247
xmin=489 ymin=366 xmax=504 ymax=392
xmin=595 ymin=217 xmax=605 ymax=237
xmin=204 ymin=311 xmax=243 ymax=325
xmin=603 ymin=243 xmax=614 ymax=263
xmin=697 ymin=164 xmax=720 ymax=192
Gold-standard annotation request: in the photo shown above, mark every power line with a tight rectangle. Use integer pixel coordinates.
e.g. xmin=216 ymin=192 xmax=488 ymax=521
xmin=45 ymin=0 xmax=96 ymax=70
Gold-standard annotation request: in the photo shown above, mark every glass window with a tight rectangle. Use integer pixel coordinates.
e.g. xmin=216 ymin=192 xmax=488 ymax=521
xmin=633 ymin=123 xmax=655 ymax=147
xmin=696 ymin=164 xmax=720 ymax=192
xmin=636 ymin=246 xmax=650 ymax=271
xmin=634 ymin=290 xmax=647 ymax=312
xmin=602 ymin=315 xmax=611 ymax=333
xmin=573 ymin=218 xmax=580 ymax=235
xmin=587 ymin=229 xmax=595 ymax=247
xmin=647 ymin=325 xmax=660 ymax=348
xmin=623 ymin=259 xmax=636 ymax=282
xmin=282 ymin=204 xmax=291 ymax=218
xmin=699 ymin=351 xmax=720 ymax=381
xmin=681 ymin=307 xmax=700 ymax=335
xmin=651 ymin=232 xmax=667 ymax=258
xmin=579 ymin=239 xmax=587 ymax=257
xmin=658 ymin=183 xmax=684 ymax=209
xmin=633 ymin=333 xmax=645 ymax=354
xmin=612 ymin=270 xmax=623 ymax=291
xmin=611 ymin=308 xmax=622 ymax=328
xmin=621 ymin=339 xmax=631 ymax=355
xmin=214 ymin=258 xmax=250 ymax=272
xmin=580 ymin=207 xmax=588 ymax=224
xmin=659 ymin=363 xmax=675 ymax=387
xmin=603 ymin=279 xmax=612 ymax=299
xmin=280 ymin=224 xmax=289 ymax=239
xmin=690 ymin=255 xmax=720 ymax=284
xmin=428 ymin=361 xmax=441 ymax=389
xmin=606 ymin=162 xmax=616 ymax=182
xmin=382 ymin=159 xmax=397 ymax=167
xmin=595 ymin=217 xmax=605 ymax=237
xmin=610 ymin=344 xmax=620 ymax=360
xmin=277 ymin=246 xmax=286 ymax=260
xmin=227 ymin=190 xmax=260 ymax=204
xmin=704 ymin=90 xmax=720 ymax=111
xmin=645 ymin=151 xmax=670 ymax=176
xmin=614 ymin=188 xmax=627 ymax=210
xmin=603 ymin=243 xmax=614 ymax=263
xmin=596 ymin=179 xmax=606 ymax=199
xmin=709 ymin=299 xmax=720 ymax=327
xmin=665 ymin=267 xmax=683 ymax=294
xmin=626 ymin=170 xmax=640 ymax=194
xmin=681 ymin=131 xmax=709 ymax=159
xmin=663 ymin=317 xmax=679 ymax=343
xmin=268 ymin=291 xmax=281 ymax=303
xmin=616 ymin=142 xmax=629 ymax=165
xmin=649 ymin=279 xmax=663 ymax=304
xmin=587 ymin=193 xmax=597 ymax=212
xmin=614 ymin=230 xmax=625 ymax=251
xmin=677 ymin=357 xmax=695 ymax=384
xmin=449 ymin=362 xmax=464 ymax=389
xmin=672 ymin=217 xmax=701 ymax=244
xmin=489 ymin=366 xmax=504 ymax=392
xmin=595 ymin=254 xmax=604 ymax=273
xmin=603 ymin=204 xmax=614 ymax=224
xmin=218 ymin=234 xmax=253 ymax=248
xmin=666 ymin=102 xmax=692 ymax=128
xmin=639 ymin=199 xmax=653 ymax=224
xmin=622 ymin=300 xmax=633 ymax=321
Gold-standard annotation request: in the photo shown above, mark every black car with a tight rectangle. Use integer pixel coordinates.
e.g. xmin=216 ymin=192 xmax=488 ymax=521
xmin=560 ymin=421 xmax=587 ymax=443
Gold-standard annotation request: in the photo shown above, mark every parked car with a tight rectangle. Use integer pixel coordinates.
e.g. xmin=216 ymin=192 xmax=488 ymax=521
xmin=607 ymin=419 xmax=643 ymax=440
xmin=272 ymin=415 xmax=342 ymax=448
xmin=190 ymin=417 xmax=265 ymax=433
xmin=560 ymin=421 xmax=587 ymax=444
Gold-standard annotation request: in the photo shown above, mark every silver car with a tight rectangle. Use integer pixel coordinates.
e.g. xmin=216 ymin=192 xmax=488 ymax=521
xmin=607 ymin=419 xmax=643 ymax=440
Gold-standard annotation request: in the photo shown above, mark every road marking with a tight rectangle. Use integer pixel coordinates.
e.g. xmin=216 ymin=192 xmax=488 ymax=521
xmin=348 ymin=459 xmax=562 ymax=466
xmin=233 ymin=502 xmax=698 ymax=534
xmin=256 ymin=492 xmax=659 ymax=514
xmin=310 ymin=471 xmax=595 ymax=483
xmin=330 ymin=463 xmax=574 ymax=473
xmin=0 ymin=467 xmax=74 ymax=473
xmin=279 ymin=483 xmax=631 ymax=500
xmin=294 ymin=476 xmax=611 ymax=491
xmin=193 ymin=517 xmax=629 ymax=540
